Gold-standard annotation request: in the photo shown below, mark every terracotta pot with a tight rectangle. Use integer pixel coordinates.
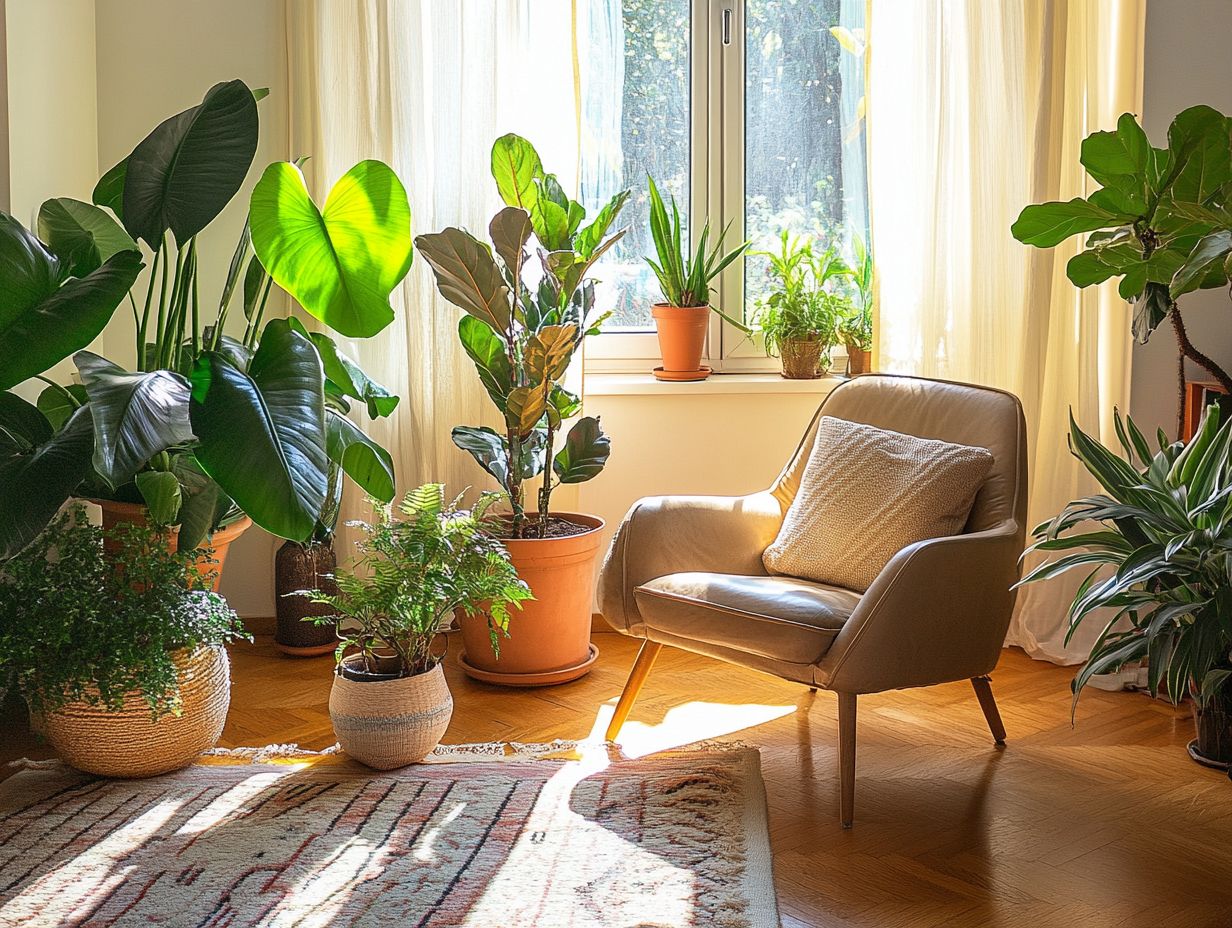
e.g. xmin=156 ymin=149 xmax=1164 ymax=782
xmin=845 ymin=344 xmax=872 ymax=377
xmin=459 ymin=512 xmax=604 ymax=687
xmin=1192 ymin=689 xmax=1232 ymax=768
xmin=652 ymin=303 xmax=710 ymax=375
xmin=780 ymin=338 xmax=827 ymax=379
xmin=329 ymin=658 xmax=453 ymax=769
xmin=274 ymin=540 xmax=339 ymax=657
xmin=35 ymin=645 xmax=231 ymax=778
xmin=92 ymin=498 xmax=251 ymax=592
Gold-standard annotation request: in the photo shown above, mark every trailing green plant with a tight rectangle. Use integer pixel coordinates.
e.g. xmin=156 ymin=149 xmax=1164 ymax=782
xmin=0 ymin=506 xmax=249 ymax=718
xmin=839 ymin=233 xmax=874 ymax=352
xmin=299 ymin=484 xmax=532 ymax=677
xmin=1012 ymin=106 xmax=1232 ymax=427
xmin=1020 ymin=405 xmax=1232 ymax=714
xmin=754 ymin=231 xmax=853 ymax=359
xmin=645 ymin=174 xmax=751 ymax=331
xmin=0 ymin=79 xmax=410 ymax=559
xmin=415 ymin=135 xmax=627 ymax=538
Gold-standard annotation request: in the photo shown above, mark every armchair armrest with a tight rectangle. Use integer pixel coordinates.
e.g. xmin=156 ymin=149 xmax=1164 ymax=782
xmin=815 ymin=521 xmax=1024 ymax=693
xmin=597 ymin=492 xmax=785 ymax=635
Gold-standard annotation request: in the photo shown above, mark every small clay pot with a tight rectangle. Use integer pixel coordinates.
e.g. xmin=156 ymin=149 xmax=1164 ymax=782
xmin=274 ymin=540 xmax=340 ymax=657
xmin=845 ymin=344 xmax=872 ymax=377
xmin=329 ymin=658 xmax=453 ymax=769
xmin=652 ymin=303 xmax=710 ymax=376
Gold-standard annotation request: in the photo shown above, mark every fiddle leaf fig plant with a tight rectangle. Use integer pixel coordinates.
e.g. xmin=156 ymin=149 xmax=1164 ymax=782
xmin=0 ymin=79 xmax=410 ymax=559
xmin=416 ymin=134 xmax=625 ymax=538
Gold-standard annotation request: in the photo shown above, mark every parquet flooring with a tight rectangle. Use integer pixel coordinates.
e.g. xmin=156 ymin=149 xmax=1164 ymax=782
xmin=3 ymin=632 xmax=1231 ymax=927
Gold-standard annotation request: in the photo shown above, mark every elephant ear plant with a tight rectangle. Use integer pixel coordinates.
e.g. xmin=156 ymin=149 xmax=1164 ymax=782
xmin=1021 ymin=406 xmax=1232 ymax=763
xmin=415 ymin=135 xmax=628 ymax=538
xmin=0 ymin=79 xmax=410 ymax=559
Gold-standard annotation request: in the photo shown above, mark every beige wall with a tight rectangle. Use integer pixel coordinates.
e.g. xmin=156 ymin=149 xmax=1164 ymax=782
xmin=1130 ymin=0 xmax=1232 ymax=436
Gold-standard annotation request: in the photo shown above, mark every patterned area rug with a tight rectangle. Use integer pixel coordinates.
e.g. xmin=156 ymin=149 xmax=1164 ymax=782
xmin=0 ymin=746 xmax=778 ymax=927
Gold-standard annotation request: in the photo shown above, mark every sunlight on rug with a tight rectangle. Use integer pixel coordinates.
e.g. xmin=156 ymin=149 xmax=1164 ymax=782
xmin=0 ymin=745 xmax=779 ymax=927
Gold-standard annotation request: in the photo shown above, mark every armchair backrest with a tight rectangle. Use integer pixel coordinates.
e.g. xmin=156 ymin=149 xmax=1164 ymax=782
xmin=772 ymin=374 xmax=1027 ymax=538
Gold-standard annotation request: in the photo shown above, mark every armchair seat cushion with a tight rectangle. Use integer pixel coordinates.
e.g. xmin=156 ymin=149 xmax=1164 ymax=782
xmin=633 ymin=571 xmax=860 ymax=665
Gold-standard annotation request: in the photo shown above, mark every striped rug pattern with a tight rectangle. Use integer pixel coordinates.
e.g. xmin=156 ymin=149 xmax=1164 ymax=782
xmin=0 ymin=747 xmax=778 ymax=927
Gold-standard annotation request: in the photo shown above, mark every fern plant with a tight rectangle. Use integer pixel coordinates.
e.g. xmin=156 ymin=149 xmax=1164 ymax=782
xmin=300 ymin=485 xmax=532 ymax=677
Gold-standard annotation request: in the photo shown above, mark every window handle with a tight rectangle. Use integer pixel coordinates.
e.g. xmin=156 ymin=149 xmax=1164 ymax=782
xmin=722 ymin=8 xmax=732 ymax=45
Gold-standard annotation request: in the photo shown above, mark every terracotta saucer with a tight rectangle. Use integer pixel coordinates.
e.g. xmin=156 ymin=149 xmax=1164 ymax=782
xmin=274 ymin=640 xmax=337 ymax=658
xmin=652 ymin=365 xmax=712 ymax=382
xmin=458 ymin=642 xmax=600 ymax=687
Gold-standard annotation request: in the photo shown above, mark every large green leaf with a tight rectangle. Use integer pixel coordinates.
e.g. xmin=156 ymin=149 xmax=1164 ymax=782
xmin=1171 ymin=230 xmax=1232 ymax=297
xmin=250 ymin=160 xmax=413 ymax=338
xmin=93 ymin=158 xmax=127 ymax=220
xmin=491 ymin=134 xmax=543 ymax=212
xmin=457 ymin=315 xmax=513 ymax=408
xmin=134 ymin=469 xmax=182 ymax=525
xmin=326 ymin=410 xmax=395 ymax=503
xmin=553 ymin=415 xmax=610 ymax=484
xmin=74 ymin=351 xmax=194 ymax=486
xmin=37 ymin=198 xmax=138 ymax=277
xmin=173 ymin=453 xmax=231 ymax=551
xmin=286 ymin=320 xmax=399 ymax=419
xmin=489 ymin=206 xmax=533 ymax=281
xmin=0 ymin=404 xmax=95 ymax=558
xmin=0 ymin=391 xmax=52 ymax=452
xmin=452 ymin=425 xmax=510 ymax=488
xmin=0 ymin=215 xmax=142 ymax=390
xmin=189 ymin=317 xmax=328 ymax=541
xmin=415 ymin=228 xmax=512 ymax=332
xmin=1165 ymin=105 xmax=1231 ymax=204
xmin=123 ymin=79 xmax=259 ymax=245
xmin=36 ymin=383 xmax=87 ymax=431
xmin=1011 ymin=198 xmax=1119 ymax=248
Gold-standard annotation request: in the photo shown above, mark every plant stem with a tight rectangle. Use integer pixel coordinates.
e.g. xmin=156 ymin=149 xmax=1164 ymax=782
xmin=244 ymin=276 xmax=274 ymax=349
xmin=538 ymin=418 xmax=555 ymax=538
xmin=189 ymin=238 xmax=201 ymax=357
xmin=138 ymin=244 xmax=163 ymax=371
xmin=1169 ymin=305 xmax=1232 ymax=431
xmin=154 ymin=235 xmax=174 ymax=369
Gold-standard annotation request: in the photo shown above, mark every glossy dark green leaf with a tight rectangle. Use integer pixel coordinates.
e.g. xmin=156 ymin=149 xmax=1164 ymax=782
xmin=242 ymin=253 xmax=265 ymax=322
xmin=1010 ymin=198 xmax=1119 ymax=248
xmin=326 ymin=410 xmax=395 ymax=503
xmin=134 ymin=469 xmax=182 ymax=525
xmin=1171 ymin=230 xmax=1232 ymax=297
xmin=452 ymin=424 xmax=510 ymax=488
xmin=1131 ymin=282 xmax=1172 ymax=343
xmin=0 ymin=391 xmax=52 ymax=452
xmin=123 ymin=79 xmax=259 ymax=245
xmin=553 ymin=415 xmax=610 ymax=484
xmin=35 ymin=383 xmax=87 ymax=431
xmin=1165 ymin=105 xmax=1232 ymax=204
xmin=189 ymin=318 xmax=328 ymax=541
xmin=75 ymin=350 xmax=194 ymax=486
xmin=457 ymin=315 xmax=513 ymax=409
xmin=173 ymin=453 xmax=230 ymax=551
xmin=415 ymin=228 xmax=511 ymax=332
xmin=37 ymin=198 xmax=138 ymax=277
xmin=288 ymin=320 xmax=399 ymax=419
xmin=93 ymin=158 xmax=127 ymax=220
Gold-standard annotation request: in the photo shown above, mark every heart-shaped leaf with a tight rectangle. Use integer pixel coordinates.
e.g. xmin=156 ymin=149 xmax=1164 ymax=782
xmin=123 ymin=79 xmax=259 ymax=245
xmin=135 ymin=469 xmax=182 ymax=525
xmin=75 ymin=351 xmax=194 ymax=487
xmin=553 ymin=415 xmax=610 ymax=484
xmin=93 ymin=158 xmax=128 ymax=220
xmin=0 ymin=215 xmax=142 ymax=391
xmin=37 ymin=198 xmax=138 ymax=277
xmin=250 ymin=160 xmax=413 ymax=338
xmin=36 ymin=383 xmax=87 ymax=431
xmin=0 ymin=392 xmax=52 ymax=457
xmin=326 ymin=410 xmax=395 ymax=503
xmin=415 ymin=228 xmax=511 ymax=332
xmin=190 ymin=318 xmax=328 ymax=541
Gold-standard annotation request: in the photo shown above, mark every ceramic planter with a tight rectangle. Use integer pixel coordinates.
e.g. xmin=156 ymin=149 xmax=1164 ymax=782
xmin=652 ymin=303 xmax=710 ymax=380
xmin=35 ymin=645 xmax=231 ymax=778
xmin=779 ymin=338 xmax=828 ymax=379
xmin=329 ymin=657 xmax=453 ymax=769
xmin=93 ymin=499 xmax=251 ymax=592
xmin=845 ymin=343 xmax=872 ymax=377
xmin=459 ymin=513 xmax=604 ymax=686
xmin=274 ymin=540 xmax=339 ymax=657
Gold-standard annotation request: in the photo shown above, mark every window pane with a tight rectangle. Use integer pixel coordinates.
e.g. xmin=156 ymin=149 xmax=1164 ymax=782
xmin=579 ymin=0 xmax=690 ymax=331
xmin=744 ymin=0 xmax=865 ymax=320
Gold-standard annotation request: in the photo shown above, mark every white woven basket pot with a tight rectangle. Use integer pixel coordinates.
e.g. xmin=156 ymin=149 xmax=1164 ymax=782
xmin=329 ymin=662 xmax=453 ymax=770
xmin=37 ymin=645 xmax=231 ymax=779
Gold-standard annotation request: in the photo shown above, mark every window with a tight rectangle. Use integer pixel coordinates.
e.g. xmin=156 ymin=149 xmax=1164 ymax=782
xmin=579 ymin=0 xmax=868 ymax=370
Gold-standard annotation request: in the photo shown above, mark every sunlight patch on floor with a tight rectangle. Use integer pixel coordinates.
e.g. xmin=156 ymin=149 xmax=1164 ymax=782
xmin=588 ymin=699 xmax=797 ymax=759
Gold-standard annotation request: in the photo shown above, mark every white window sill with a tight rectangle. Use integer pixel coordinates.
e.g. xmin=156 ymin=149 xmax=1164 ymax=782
xmin=583 ymin=371 xmax=847 ymax=397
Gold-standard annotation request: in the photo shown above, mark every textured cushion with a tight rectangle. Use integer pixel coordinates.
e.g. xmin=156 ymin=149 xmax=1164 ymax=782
xmin=763 ymin=416 xmax=994 ymax=592
xmin=634 ymin=572 xmax=861 ymax=664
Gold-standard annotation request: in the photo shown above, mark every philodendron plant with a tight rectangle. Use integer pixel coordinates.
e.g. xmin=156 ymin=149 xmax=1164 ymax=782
xmin=415 ymin=135 xmax=627 ymax=538
xmin=0 ymin=80 xmax=410 ymax=558
xmin=1012 ymin=106 xmax=1232 ymax=424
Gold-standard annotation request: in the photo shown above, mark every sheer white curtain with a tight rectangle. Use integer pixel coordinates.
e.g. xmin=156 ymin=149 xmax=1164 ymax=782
xmin=286 ymin=0 xmax=578 ymax=548
xmin=868 ymin=0 xmax=1145 ymax=663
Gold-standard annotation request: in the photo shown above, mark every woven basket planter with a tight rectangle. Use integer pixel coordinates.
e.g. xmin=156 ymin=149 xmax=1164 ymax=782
xmin=780 ymin=338 xmax=828 ymax=379
xmin=36 ymin=645 xmax=231 ymax=778
xmin=329 ymin=659 xmax=453 ymax=770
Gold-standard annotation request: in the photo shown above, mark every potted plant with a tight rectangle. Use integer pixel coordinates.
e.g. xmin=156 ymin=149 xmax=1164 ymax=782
xmin=840 ymin=234 xmax=874 ymax=376
xmin=1020 ymin=405 xmax=1232 ymax=768
xmin=415 ymin=134 xmax=626 ymax=685
xmin=0 ymin=79 xmax=407 ymax=578
xmin=0 ymin=506 xmax=249 ymax=777
xmin=298 ymin=485 xmax=531 ymax=769
xmin=754 ymin=231 xmax=852 ymax=379
xmin=644 ymin=175 xmax=750 ymax=381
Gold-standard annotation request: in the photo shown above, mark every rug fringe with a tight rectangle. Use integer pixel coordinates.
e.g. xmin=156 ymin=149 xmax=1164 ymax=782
xmin=7 ymin=757 xmax=63 ymax=771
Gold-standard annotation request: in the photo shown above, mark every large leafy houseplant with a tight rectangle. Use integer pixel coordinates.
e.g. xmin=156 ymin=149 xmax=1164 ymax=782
xmin=415 ymin=134 xmax=627 ymax=539
xmin=1012 ymin=106 xmax=1232 ymax=428
xmin=0 ymin=79 xmax=409 ymax=559
xmin=1021 ymin=406 xmax=1232 ymax=763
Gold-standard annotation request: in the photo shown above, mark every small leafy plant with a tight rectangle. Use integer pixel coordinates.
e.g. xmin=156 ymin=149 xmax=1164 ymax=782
xmin=300 ymin=485 xmax=532 ymax=677
xmin=0 ymin=507 xmax=248 ymax=718
xmin=754 ymin=231 xmax=853 ymax=360
xmin=1020 ymin=406 xmax=1232 ymax=712
xmin=645 ymin=174 xmax=750 ymax=330
xmin=839 ymin=234 xmax=874 ymax=353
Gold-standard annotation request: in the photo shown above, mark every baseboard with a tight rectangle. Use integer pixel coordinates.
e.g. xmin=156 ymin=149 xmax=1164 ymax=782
xmin=243 ymin=615 xmax=276 ymax=636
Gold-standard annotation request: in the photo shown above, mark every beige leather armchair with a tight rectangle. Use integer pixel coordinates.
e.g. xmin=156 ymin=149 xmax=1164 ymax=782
xmin=598 ymin=374 xmax=1027 ymax=827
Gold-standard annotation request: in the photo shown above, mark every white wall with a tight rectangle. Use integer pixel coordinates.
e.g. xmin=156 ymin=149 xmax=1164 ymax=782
xmin=1130 ymin=0 xmax=1232 ymax=436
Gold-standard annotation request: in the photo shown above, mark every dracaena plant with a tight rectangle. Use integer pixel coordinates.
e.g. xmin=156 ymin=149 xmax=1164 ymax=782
xmin=645 ymin=174 xmax=750 ymax=331
xmin=415 ymin=134 xmax=627 ymax=539
xmin=1012 ymin=106 xmax=1232 ymax=425
xmin=1020 ymin=406 xmax=1232 ymax=713
xmin=0 ymin=79 xmax=411 ymax=558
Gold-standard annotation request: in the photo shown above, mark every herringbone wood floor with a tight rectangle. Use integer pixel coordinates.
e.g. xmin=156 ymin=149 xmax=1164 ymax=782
xmin=4 ymin=633 xmax=1231 ymax=927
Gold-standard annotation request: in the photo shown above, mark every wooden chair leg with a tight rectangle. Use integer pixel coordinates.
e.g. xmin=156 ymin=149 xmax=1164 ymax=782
xmin=837 ymin=692 xmax=857 ymax=828
xmin=605 ymin=641 xmax=663 ymax=742
xmin=971 ymin=675 xmax=1007 ymax=745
